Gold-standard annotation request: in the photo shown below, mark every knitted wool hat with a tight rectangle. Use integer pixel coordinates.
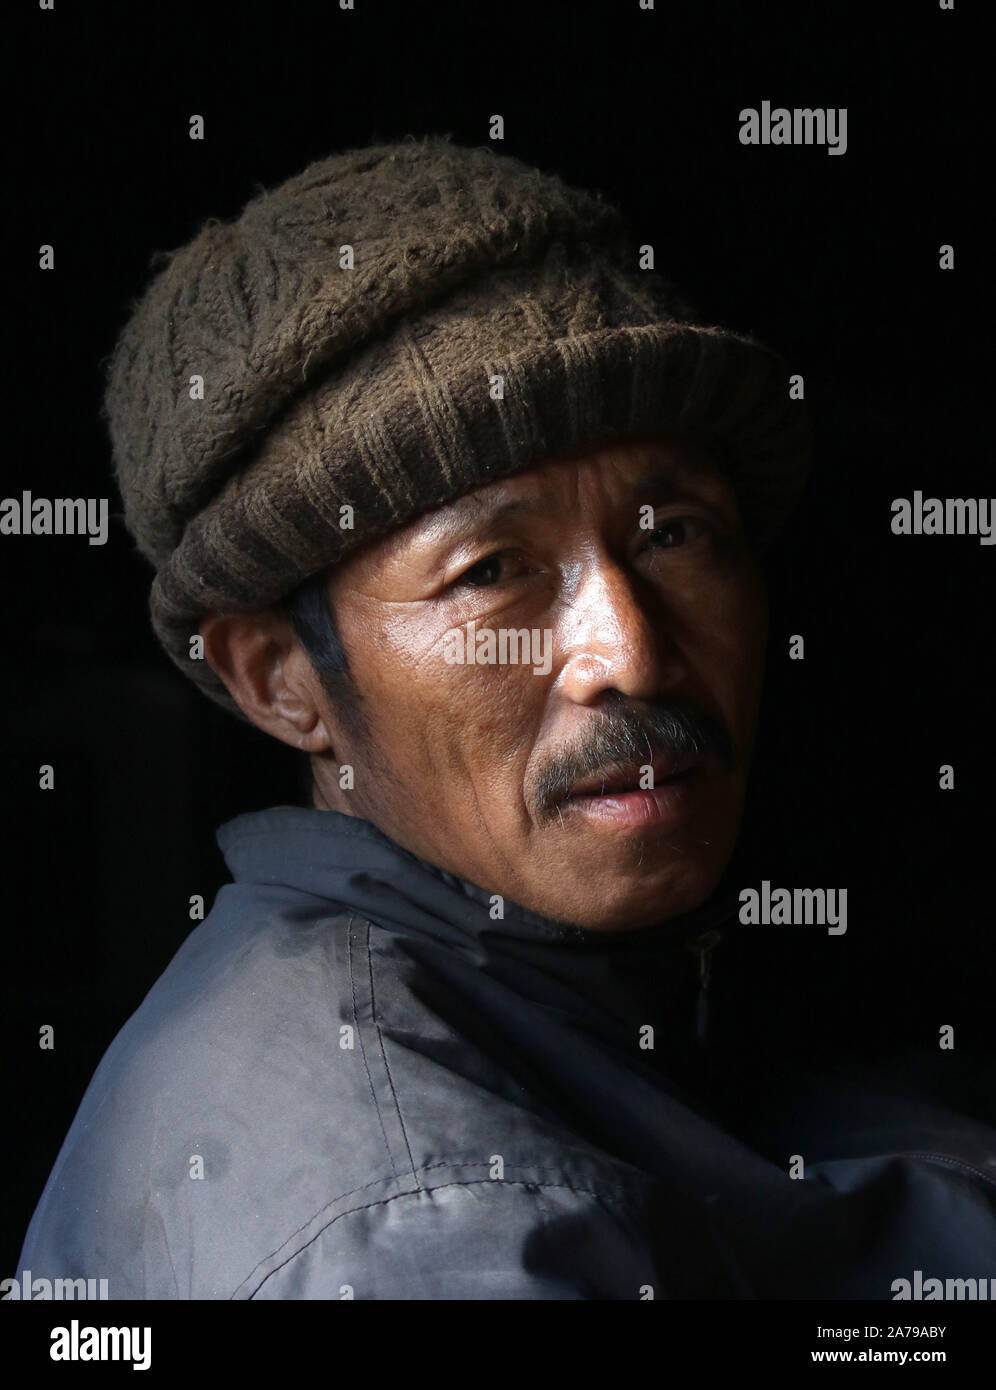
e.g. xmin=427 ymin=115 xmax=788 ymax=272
xmin=104 ymin=133 xmax=810 ymax=719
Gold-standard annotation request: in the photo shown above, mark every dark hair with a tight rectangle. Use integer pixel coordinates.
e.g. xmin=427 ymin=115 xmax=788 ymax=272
xmin=280 ymin=568 xmax=351 ymax=679
xmin=278 ymin=569 xmax=372 ymax=754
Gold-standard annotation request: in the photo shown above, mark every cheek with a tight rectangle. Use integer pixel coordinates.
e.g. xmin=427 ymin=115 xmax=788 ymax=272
xmin=718 ymin=575 xmax=767 ymax=670
xmin=724 ymin=597 xmax=768 ymax=735
xmin=349 ymin=618 xmax=544 ymax=787
xmin=676 ymin=565 xmax=767 ymax=720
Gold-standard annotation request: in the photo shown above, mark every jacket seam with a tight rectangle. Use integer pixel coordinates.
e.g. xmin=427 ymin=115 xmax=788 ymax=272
xmin=242 ymin=1176 xmax=634 ymax=1299
xmin=229 ymin=1170 xmax=416 ymax=1297
xmin=229 ymin=1155 xmax=631 ymax=1297
xmin=346 ymin=914 xmax=398 ymax=1179
xmin=365 ymin=918 xmax=421 ymax=1191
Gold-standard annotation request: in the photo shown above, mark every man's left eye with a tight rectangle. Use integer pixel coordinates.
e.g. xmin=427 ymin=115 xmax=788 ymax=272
xmin=648 ymin=517 xmax=709 ymax=549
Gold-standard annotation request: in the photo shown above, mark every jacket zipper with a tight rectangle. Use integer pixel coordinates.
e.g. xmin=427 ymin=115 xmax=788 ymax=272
xmin=680 ymin=931 xmax=996 ymax=1193
xmin=680 ymin=935 xmax=996 ymax=1190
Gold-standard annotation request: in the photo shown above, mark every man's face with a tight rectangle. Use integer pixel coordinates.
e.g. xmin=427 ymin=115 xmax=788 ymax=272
xmin=314 ymin=436 xmax=768 ymax=931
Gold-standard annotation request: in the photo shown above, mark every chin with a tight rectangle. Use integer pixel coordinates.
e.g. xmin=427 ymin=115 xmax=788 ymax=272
xmin=560 ymin=867 xmax=721 ymax=933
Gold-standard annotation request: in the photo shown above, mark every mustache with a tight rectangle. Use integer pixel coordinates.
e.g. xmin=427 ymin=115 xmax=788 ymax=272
xmin=531 ymin=693 xmax=736 ymax=823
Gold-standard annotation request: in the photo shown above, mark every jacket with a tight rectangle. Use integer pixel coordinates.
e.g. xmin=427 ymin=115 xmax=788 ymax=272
xmin=13 ymin=806 xmax=996 ymax=1298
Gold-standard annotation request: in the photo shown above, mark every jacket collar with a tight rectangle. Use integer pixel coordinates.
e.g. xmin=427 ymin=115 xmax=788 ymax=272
xmin=217 ymin=804 xmax=741 ymax=956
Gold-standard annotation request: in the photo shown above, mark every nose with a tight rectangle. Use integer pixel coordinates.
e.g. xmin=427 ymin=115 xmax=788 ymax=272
xmin=555 ymin=556 xmax=683 ymax=707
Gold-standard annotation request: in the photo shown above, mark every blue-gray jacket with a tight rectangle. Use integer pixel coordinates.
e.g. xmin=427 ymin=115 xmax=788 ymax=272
xmin=14 ymin=807 xmax=996 ymax=1298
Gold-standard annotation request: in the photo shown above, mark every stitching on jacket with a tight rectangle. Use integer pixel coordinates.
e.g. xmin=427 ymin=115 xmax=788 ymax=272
xmin=416 ymin=1159 xmax=609 ymax=1178
xmin=227 ymin=1157 xmax=622 ymax=1297
xmin=230 ymin=1171 xmax=415 ymax=1296
xmin=346 ymin=914 xmax=398 ymax=1179
xmin=366 ymin=918 xmax=421 ymax=1191
xmin=243 ymin=1176 xmax=635 ymax=1298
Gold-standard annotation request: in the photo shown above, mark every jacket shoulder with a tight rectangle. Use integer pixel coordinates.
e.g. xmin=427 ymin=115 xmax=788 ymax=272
xmin=17 ymin=889 xmax=398 ymax=1296
xmin=17 ymin=892 xmax=649 ymax=1298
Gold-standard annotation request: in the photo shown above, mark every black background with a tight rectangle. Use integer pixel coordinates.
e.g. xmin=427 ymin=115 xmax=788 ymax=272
xmin=2 ymin=0 xmax=991 ymax=1279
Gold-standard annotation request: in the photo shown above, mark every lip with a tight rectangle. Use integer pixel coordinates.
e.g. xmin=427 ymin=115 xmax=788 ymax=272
xmin=563 ymin=765 xmax=701 ymax=831
xmin=566 ymin=751 xmax=699 ymax=800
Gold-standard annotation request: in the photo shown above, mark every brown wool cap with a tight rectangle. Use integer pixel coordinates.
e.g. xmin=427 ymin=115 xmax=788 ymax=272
xmin=104 ymin=133 xmax=810 ymax=719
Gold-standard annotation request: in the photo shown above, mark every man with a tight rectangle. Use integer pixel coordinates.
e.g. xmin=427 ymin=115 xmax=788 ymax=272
xmin=13 ymin=135 xmax=995 ymax=1299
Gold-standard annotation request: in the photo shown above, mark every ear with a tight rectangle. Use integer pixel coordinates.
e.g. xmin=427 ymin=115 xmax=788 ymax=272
xmin=198 ymin=607 xmax=333 ymax=754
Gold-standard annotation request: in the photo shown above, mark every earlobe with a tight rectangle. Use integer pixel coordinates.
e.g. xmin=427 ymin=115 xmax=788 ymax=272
xmin=262 ymin=658 xmax=335 ymax=753
xmin=281 ymin=678 xmax=336 ymax=756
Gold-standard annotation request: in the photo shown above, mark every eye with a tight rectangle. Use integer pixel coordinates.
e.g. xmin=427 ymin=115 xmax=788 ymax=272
xmin=647 ymin=516 xmax=710 ymax=549
xmin=454 ymin=550 xmax=513 ymax=589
